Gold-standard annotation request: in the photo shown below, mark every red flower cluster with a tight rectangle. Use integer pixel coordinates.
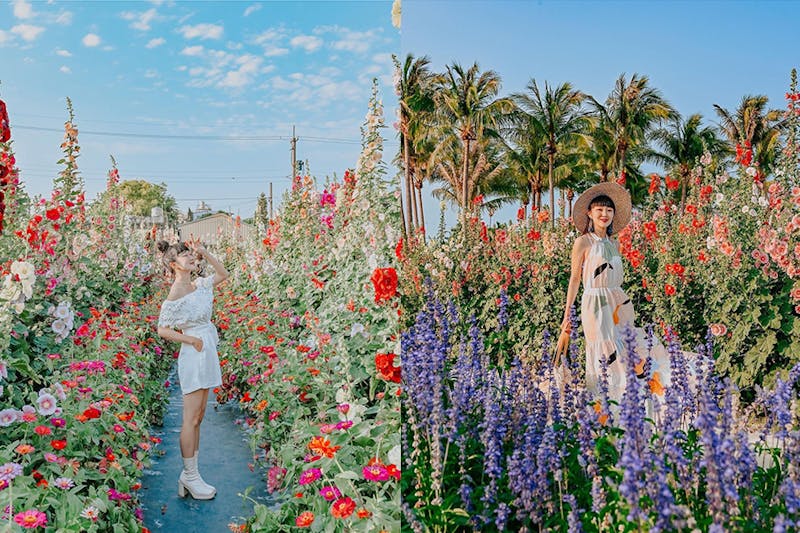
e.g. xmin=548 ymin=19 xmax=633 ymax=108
xmin=648 ymin=174 xmax=661 ymax=195
xmin=665 ymin=175 xmax=680 ymax=191
xmin=735 ymin=141 xmax=753 ymax=167
xmin=375 ymin=353 xmax=401 ymax=383
xmin=643 ymin=221 xmax=658 ymax=241
xmin=0 ymin=99 xmax=10 ymax=142
xmin=370 ymin=267 xmax=398 ymax=303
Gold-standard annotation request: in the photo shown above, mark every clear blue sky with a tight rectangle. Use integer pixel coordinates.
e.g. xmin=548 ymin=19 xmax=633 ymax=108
xmin=2 ymin=0 xmax=399 ymax=219
xmin=402 ymin=0 xmax=800 ymax=227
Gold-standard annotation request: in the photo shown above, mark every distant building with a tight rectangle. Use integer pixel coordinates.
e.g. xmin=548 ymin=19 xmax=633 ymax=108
xmin=178 ymin=212 xmax=253 ymax=246
xmin=195 ymin=201 xmax=212 ymax=219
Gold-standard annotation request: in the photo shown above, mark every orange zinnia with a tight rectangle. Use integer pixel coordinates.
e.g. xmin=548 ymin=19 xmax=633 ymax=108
xmin=308 ymin=436 xmax=341 ymax=459
xmin=331 ymin=497 xmax=356 ymax=519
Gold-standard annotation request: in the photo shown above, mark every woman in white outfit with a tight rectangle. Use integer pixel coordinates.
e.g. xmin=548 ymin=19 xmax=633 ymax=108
xmin=156 ymin=239 xmax=228 ymax=499
xmin=556 ymin=183 xmax=675 ymax=409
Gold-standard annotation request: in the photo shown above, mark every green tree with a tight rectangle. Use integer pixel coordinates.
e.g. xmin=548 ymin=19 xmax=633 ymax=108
xmin=118 ymin=179 xmax=178 ymax=221
xmin=433 ymin=62 xmax=513 ymax=223
xmin=591 ymin=73 xmax=676 ymax=180
xmin=713 ymin=94 xmax=784 ymax=177
xmin=513 ymin=80 xmax=591 ymax=226
xmin=254 ymin=192 xmax=269 ymax=230
xmin=396 ymin=53 xmax=435 ymax=239
xmin=651 ymin=113 xmax=729 ymax=212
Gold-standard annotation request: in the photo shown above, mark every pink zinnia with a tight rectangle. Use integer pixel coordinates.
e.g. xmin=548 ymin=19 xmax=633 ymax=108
xmin=113 ymin=424 xmax=125 ymax=433
xmin=335 ymin=420 xmax=353 ymax=431
xmin=298 ymin=468 xmax=322 ymax=485
xmin=14 ymin=509 xmax=47 ymax=529
xmin=363 ymin=464 xmax=390 ymax=482
xmin=319 ymin=485 xmax=341 ymax=502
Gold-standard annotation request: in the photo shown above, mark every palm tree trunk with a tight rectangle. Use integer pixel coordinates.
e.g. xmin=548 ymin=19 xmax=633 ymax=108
xmin=411 ymin=172 xmax=420 ymax=231
xmin=399 ymin=190 xmax=408 ymax=242
xmin=416 ymin=181 xmax=426 ymax=242
xmin=679 ymin=168 xmax=689 ymax=215
xmin=548 ymin=153 xmax=555 ymax=228
xmin=461 ymin=138 xmax=471 ymax=223
xmin=403 ymin=133 xmax=414 ymax=240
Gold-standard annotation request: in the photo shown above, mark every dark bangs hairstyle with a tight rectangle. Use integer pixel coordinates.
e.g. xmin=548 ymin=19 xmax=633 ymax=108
xmin=583 ymin=194 xmax=616 ymax=236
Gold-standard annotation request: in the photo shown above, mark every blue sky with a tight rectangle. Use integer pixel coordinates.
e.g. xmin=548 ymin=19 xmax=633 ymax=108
xmin=402 ymin=0 xmax=800 ymax=227
xmin=1 ymin=0 xmax=399 ymax=219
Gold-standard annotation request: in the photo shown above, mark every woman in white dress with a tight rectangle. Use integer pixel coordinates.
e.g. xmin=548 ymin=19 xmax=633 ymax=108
xmin=156 ymin=239 xmax=228 ymax=500
xmin=556 ymin=183 xmax=674 ymax=410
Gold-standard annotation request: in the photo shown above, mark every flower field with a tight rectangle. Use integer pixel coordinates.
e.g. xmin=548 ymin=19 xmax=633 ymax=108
xmin=0 ymin=84 xmax=401 ymax=532
xmin=398 ymin=82 xmax=800 ymax=530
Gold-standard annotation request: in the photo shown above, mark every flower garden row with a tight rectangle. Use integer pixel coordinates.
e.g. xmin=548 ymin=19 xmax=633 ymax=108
xmin=398 ymin=78 xmax=800 ymax=530
xmin=1 ymin=99 xmax=173 ymax=532
xmin=195 ymin=84 xmax=402 ymax=532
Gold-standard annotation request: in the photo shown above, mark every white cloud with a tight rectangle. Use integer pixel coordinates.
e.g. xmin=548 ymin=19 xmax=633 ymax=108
xmin=54 ymin=11 xmax=72 ymax=25
xmin=12 ymin=0 xmax=34 ymax=19
xmin=146 ymin=37 xmax=165 ymax=48
xmin=330 ymin=29 xmax=378 ymax=54
xmin=59 ymin=65 xmax=71 ymax=74
xmin=290 ymin=35 xmax=322 ymax=52
xmin=253 ymin=28 xmax=285 ymax=44
xmin=243 ymin=4 xmax=261 ymax=17
xmin=11 ymin=24 xmax=44 ymax=42
xmin=179 ymin=23 xmax=223 ymax=40
xmin=121 ymin=8 xmax=158 ymax=31
xmin=218 ymin=54 xmax=262 ymax=88
xmin=56 ymin=48 xmax=72 ymax=57
xmin=180 ymin=45 xmax=204 ymax=56
xmin=0 ymin=31 xmax=12 ymax=46
xmin=82 ymin=33 xmax=101 ymax=47
xmin=263 ymin=45 xmax=288 ymax=57
xmin=144 ymin=69 xmax=158 ymax=78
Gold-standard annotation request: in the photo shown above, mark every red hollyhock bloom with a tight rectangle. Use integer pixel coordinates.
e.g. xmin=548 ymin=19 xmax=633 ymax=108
xmin=0 ymin=99 xmax=10 ymax=142
xmin=665 ymin=284 xmax=676 ymax=297
xmin=46 ymin=208 xmax=61 ymax=221
xmin=370 ymin=268 xmax=398 ymax=303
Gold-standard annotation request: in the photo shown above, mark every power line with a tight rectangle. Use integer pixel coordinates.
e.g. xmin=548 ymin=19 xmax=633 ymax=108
xmin=11 ymin=124 xmax=399 ymax=146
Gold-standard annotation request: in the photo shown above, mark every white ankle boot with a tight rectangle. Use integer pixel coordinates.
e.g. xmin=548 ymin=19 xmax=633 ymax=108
xmin=178 ymin=455 xmax=216 ymax=499
xmin=194 ymin=450 xmax=216 ymax=494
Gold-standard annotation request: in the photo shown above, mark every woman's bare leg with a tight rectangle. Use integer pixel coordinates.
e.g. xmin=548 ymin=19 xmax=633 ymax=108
xmin=180 ymin=389 xmax=206 ymax=458
xmin=194 ymin=388 xmax=209 ymax=454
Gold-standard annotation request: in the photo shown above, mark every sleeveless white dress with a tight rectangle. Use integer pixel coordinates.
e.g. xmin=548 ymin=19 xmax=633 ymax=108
xmin=580 ymin=233 xmax=675 ymax=403
xmin=158 ymin=275 xmax=222 ymax=395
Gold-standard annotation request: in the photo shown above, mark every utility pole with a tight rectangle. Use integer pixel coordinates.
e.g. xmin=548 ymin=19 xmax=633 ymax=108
xmin=290 ymin=126 xmax=297 ymax=180
xmin=268 ymin=182 xmax=273 ymax=219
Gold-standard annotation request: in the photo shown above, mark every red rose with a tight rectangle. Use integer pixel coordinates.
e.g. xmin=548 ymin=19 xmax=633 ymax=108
xmin=370 ymin=268 xmax=398 ymax=303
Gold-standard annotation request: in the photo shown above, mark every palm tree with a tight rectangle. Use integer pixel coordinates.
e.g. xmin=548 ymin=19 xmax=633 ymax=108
xmin=513 ymin=80 xmax=591 ymax=226
xmin=591 ymin=73 xmax=677 ymax=180
xmin=503 ymin=112 xmax=548 ymax=217
xmin=651 ymin=113 xmax=729 ymax=212
xmin=713 ymin=95 xmax=784 ymax=177
xmin=395 ymin=54 xmax=435 ymax=240
xmin=433 ymin=62 xmax=513 ymax=224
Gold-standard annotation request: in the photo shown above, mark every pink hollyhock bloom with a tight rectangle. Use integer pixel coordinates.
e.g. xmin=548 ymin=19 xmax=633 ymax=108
xmin=37 ymin=393 xmax=58 ymax=416
xmin=21 ymin=405 xmax=37 ymax=422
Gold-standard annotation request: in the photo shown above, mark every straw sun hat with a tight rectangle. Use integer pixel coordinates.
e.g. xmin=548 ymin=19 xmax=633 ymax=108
xmin=572 ymin=182 xmax=632 ymax=235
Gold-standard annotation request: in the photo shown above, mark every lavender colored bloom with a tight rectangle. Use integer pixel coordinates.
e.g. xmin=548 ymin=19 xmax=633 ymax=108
xmin=496 ymin=289 xmax=508 ymax=330
xmin=36 ymin=393 xmax=58 ymax=416
xmin=563 ymin=494 xmax=584 ymax=533
xmin=494 ymin=502 xmax=511 ymax=531
xmin=0 ymin=463 xmax=23 ymax=482
xmin=0 ymin=409 xmax=19 ymax=426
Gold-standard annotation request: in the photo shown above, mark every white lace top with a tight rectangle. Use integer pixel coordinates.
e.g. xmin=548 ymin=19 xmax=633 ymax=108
xmin=157 ymin=275 xmax=215 ymax=330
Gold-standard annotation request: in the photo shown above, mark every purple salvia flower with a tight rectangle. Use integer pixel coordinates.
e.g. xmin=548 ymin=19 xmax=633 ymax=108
xmin=563 ymin=493 xmax=584 ymax=533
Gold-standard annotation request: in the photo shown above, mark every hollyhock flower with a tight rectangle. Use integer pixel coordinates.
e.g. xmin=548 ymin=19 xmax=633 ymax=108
xmin=370 ymin=267 xmax=398 ymax=303
xmin=20 ymin=405 xmax=37 ymax=422
xmin=295 ymin=511 xmax=314 ymax=527
xmin=36 ymin=393 xmax=58 ymax=416
xmin=331 ymin=497 xmax=356 ymax=519
xmin=14 ymin=509 xmax=47 ymax=529
xmin=710 ymin=323 xmax=728 ymax=337
xmin=0 ymin=409 xmax=19 ymax=426
xmin=665 ymin=284 xmax=676 ymax=296
xmin=298 ymin=468 xmax=322 ymax=485
xmin=319 ymin=485 xmax=341 ymax=501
